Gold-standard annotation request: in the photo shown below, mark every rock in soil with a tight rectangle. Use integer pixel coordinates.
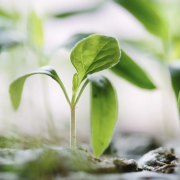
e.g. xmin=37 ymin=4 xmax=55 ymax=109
xmin=105 ymin=132 xmax=160 ymax=160
xmin=138 ymin=147 xmax=180 ymax=173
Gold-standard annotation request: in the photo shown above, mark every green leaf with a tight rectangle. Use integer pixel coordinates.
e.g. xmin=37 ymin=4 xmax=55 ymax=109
xmin=169 ymin=61 xmax=180 ymax=100
xmin=9 ymin=65 xmax=67 ymax=110
xmin=88 ymin=74 xmax=118 ymax=157
xmin=110 ymin=50 xmax=156 ymax=89
xmin=70 ymin=34 xmax=120 ymax=83
xmin=114 ymin=0 xmax=167 ymax=39
xmin=72 ymin=73 xmax=79 ymax=92
xmin=29 ymin=11 xmax=43 ymax=47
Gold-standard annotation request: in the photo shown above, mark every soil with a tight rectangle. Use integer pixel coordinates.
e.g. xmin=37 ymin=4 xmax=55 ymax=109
xmin=0 ymin=132 xmax=180 ymax=180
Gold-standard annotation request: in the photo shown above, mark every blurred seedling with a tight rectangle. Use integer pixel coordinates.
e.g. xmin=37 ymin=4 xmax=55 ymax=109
xmin=9 ymin=34 xmax=121 ymax=157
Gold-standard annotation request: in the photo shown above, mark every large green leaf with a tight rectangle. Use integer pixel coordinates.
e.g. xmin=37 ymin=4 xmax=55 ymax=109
xmin=114 ymin=0 xmax=167 ymax=40
xmin=29 ymin=11 xmax=43 ymax=47
xmin=70 ymin=34 xmax=120 ymax=83
xmin=111 ymin=50 xmax=156 ymax=89
xmin=169 ymin=61 xmax=180 ymax=100
xmin=9 ymin=66 xmax=66 ymax=110
xmin=88 ymin=74 xmax=118 ymax=157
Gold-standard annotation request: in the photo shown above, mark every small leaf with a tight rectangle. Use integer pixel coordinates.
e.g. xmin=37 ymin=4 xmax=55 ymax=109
xmin=114 ymin=0 xmax=167 ymax=40
xmin=169 ymin=61 xmax=180 ymax=100
xmin=70 ymin=34 xmax=120 ymax=83
xmin=29 ymin=11 xmax=43 ymax=47
xmin=110 ymin=50 xmax=156 ymax=89
xmin=9 ymin=65 xmax=65 ymax=110
xmin=88 ymin=74 xmax=118 ymax=157
xmin=72 ymin=73 xmax=79 ymax=92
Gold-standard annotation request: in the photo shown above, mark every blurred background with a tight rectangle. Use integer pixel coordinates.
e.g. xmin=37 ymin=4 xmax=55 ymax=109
xmin=1 ymin=0 xmax=180 ymax=144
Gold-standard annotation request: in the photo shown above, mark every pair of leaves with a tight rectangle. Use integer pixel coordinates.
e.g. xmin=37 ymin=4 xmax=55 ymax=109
xmin=114 ymin=0 xmax=168 ymax=40
xmin=62 ymin=33 xmax=156 ymax=90
xmin=9 ymin=34 xmax=120 ymax=157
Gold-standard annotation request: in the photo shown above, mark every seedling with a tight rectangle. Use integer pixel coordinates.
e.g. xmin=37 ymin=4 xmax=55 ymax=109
xmin=9 ymin=34 xmax=121 ymax=157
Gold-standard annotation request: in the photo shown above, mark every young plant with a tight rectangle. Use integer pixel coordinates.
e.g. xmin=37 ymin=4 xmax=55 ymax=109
xmin=9 ymin=34 xmax=121 ymax=157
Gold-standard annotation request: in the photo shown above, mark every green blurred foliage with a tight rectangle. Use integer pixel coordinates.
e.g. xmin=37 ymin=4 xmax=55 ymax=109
xmin=0 ymin=7 xmax=20 ymax=20
xmin=114 ymin=0 xmax=168 ymax=40
xmin=53 ymin=0 xmax=105 ymax=18
xmin=111 ymin=51 xmax=156 ymax=89
xmin=28 ymin=11 xmax=44 ymax=48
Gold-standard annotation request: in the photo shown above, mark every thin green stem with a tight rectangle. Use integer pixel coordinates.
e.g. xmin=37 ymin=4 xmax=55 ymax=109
xmin=69 ymin=79 xmax=89 ymax=147
xmin=70 ymin=106 xmax=76 ymax=146
xmin=74 ymin=79 xmax=89 ymax=106
xmin=70 ymin=86 xmax=78 ymax=146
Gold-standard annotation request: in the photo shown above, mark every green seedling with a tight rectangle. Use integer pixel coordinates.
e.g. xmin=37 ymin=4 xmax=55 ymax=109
xmin=9 ymin=34 xmax=121 ymax=157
